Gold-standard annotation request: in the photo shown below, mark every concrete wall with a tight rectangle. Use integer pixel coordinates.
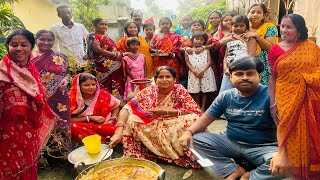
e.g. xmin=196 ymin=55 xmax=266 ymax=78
xmin=294 ymin=0 xmax=320 ymax=44
xmin=12 ymin=0 xmax=64 ymax=34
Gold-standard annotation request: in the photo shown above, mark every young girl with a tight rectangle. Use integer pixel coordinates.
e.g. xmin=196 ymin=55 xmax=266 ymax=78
xmin=185 ymin=31 xmax=217 ymax=113
xmin=143 ymin=22 xmax=155 ymax=45
xmin=220 ymin=15 xmax=257 ymax=92
xmin=123 ymin=37 xmax=146 ymax=100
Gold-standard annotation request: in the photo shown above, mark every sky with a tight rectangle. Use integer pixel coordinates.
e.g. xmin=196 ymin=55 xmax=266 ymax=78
xmin=131 ymin=0 xmax=179 ymax=12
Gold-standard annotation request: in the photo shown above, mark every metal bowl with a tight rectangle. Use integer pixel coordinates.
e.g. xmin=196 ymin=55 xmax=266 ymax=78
xmin=76 ymin=157 xmax=165 ymax=180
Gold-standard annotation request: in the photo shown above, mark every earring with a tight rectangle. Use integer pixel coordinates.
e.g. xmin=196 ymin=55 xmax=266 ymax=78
xmin=298 ymin=34 xmax=300 ymax=38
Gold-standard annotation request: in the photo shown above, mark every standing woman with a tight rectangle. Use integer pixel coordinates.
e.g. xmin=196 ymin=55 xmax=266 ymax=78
xmin=150 ymin=17 xmax=183 ymax=81
xmin=0 ymin=29 xmax=56 ymax=179
xmin=87 ymin=18 xmax=125 ymax=103
xmin=31 ymin=30 xmax=71 ymax=161
xmin=206 ymin=10 xmax=222 ymax=36
xmin=209 ymin=13 xmax=234 ymax=91
xmin=243 ymin=3 xmax=278 ymax=85
xmin=117 ymin=22 xmax=154 ymax=79
xmin=268 ymin=14 xmax=320 ymax=179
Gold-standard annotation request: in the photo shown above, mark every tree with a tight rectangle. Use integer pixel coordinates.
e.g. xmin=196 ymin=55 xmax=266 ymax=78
xmin=176 ymin=0 xmax=226 ymax=24
xmin=70 ymin=0 xmax=111 ymax=31
xmin=0 ymin=0 xmax=24 ymax=59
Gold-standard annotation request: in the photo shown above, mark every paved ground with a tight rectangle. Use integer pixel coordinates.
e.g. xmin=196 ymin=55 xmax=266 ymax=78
xmin=38 ymin=120 xmax=227 ymax=180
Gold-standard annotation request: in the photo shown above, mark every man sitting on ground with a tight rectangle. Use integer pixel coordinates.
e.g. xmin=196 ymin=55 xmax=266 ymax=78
xmin=179 ymin=57 xmax=288 ymax=180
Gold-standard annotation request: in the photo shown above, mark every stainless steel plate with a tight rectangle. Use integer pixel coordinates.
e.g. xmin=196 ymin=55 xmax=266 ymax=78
xmin=68 ymin=144 xmax=113 ymax=165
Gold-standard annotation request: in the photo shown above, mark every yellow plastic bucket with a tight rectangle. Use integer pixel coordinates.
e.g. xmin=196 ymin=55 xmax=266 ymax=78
xmin=82 ymin=134 xmax=101 ymax=154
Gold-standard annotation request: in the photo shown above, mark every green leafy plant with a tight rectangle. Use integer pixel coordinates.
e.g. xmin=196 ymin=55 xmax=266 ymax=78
xmin=175 ymin=0 xmax=226 ymax=26
xmin=70 ymin=0 xmax=111 ymax=31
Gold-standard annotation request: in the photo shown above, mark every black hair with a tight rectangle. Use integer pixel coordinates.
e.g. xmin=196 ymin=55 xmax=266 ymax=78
xmin=154 ymin=66 xmax=176 ymax=80
xmin=79 ymin=73 xmax=97 ymax=84
xmin=126 ymin=37 xmax=140 ymax=47
xmin=35 ymin=30 xmax=55 ymax=40
xmin=228 ymin=56 xmax=264 ymax=74
xmin=56 ymin=5 xmax=70 ymax=13
xmin=130 ymin=9 xmax=143 ymax=18
xmin=143 ymin=22 xmax=155 ymax=30
xmin=221 ymin=12 xmax=235 ymax=23
xmin=124 ymin=21 xmax=140 ymax=36
xmin=92 ymin=18 xmax=107 ymax=26
xmin=232 ymin=15 xmax=250 ymax=31
xmin=282 ymin=14 xmax=308 ymax=40
xmin=248 ymin=3 xmax=268 ymax=15
xmin=158 ymin=17 xmax=172 ymax=33
xmin=205 ymin=10 xmax=223 ymax=28
xmin=6 ymin=29 xmax=35 ymax=51
xmin=190 ymin=31 xmax=208 ymax=44
xmin=159 ymin=17 xmax=172 ymax=27
xmin=191 ymin=20 xmax=205 ymax=30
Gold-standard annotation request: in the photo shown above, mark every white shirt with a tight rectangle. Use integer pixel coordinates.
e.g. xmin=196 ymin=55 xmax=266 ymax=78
xmin=226 ymin=40 xmax=249 ymax=64
xmin=50 ymin=22 xmax=89 ymax=65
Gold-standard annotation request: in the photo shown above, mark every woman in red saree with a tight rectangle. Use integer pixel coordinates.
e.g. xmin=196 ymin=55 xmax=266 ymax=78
xmin=0 ymin=29 xmax=56 ymax=179
xmin=87 ymin=18 xmax=125 ymax=103
xmin=208 ymin=13 xmax=234 ymax=91
xmin=31 ymin=30 xmax=71 ymax=162
xmin=150 ymin=17 xmax=184 ymax=82
xmin=70 ymin=73 xmax=120 ymax=143
xmin=268 ymin=14 xmax=320 ymax=179
xmin=109 ymin=66 xmax=201 ymax=168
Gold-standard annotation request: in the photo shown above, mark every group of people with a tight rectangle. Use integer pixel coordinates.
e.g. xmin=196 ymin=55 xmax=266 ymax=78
xmin=0 ymin=3 xmax=319 ymax=180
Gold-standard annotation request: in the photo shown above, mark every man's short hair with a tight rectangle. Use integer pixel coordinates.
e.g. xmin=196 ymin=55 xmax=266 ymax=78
xmin=130 ymin=9 xmax=143 ymax=18
xmin=228 ymin=56 xmax=264 ymax=74
xmin=56 ymin=5 xmax=70 ymax=13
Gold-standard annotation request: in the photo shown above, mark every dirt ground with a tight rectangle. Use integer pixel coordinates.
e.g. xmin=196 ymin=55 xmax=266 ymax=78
xmin=37 ymin=120 xmax=227 ymax=180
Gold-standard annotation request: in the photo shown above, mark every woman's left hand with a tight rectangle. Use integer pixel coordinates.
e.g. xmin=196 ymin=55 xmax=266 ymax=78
xmin=241 ymin=31 xmax=258 ymax=40
xmin=270 ymin=151 xmax=290 ymax=176
xmin=195 ymin=46 xmax=205 ymax=54
xmin=59 ymin=78 xmax=69 ymax=87
xmin=150 ymin=109 xmax=167 ymax=117
xmin=90 ymin=116 xmax=105 ymax=124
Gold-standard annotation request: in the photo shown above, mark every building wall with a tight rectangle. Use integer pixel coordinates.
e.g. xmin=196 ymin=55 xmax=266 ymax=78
xmin=294 ymin=0 xmax=320 ymax=44
xmin=12 ymin=0 xmax=64 ymax=34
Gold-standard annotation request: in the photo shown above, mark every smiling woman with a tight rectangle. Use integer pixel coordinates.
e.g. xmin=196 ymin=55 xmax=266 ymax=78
xmin=30 ymin=30 xmax=71 ymax=164
xmin=0 ymin=29 xmax=56 ymax=179
xmin=109 ymin=66 xmax=202 ymax=168
xmin=69 ymin=73 xmax=120 ymax=143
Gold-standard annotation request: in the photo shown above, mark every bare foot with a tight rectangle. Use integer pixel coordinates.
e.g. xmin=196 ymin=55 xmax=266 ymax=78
xmin=239 ymin=172 xmax=250 ymax=180
xmin=225 ymin=166 xmax=246 ymax=180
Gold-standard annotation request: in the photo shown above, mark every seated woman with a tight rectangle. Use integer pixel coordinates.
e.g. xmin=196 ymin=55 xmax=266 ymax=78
xmin=110 ymin=66 xmax=201 ymax=168
xmin=70 ymin=73 xmax=120 ymax=143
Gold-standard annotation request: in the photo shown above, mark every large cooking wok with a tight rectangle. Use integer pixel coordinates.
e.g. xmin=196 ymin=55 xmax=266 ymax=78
xmin=76 ymin=157 xmax=165 ymax=180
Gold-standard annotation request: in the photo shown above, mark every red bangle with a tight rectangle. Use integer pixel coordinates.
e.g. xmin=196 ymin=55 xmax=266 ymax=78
xmin=186 ymin=129 xmax=194 ymax=136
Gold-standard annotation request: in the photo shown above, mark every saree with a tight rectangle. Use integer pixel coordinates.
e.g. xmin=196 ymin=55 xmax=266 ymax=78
xmin=31 ymin=50 xmax=70 ymax=127
xmin=255 ymin=22 xmax=278 ymax=85
xmin=87 ymin=33 xmax=125 ymax=103
xmin=31 ymin=50 xmax=71 ymax=164
xmin=116 ymin=35 xmax=154 ymax=79
xmin=273 ymin=40 xmax=320 ymax=179
xmin=150 ymin=32 xmax=184 ymax=81
xmin=0 ymin=54 xmax=56 ymax=179
xmin=122 ymin=84 xmax=201 ymax=168
xmin=209 ymin=24 xmax=228 ymax=91
xmin=70 ymin=73 xmax=120 ymax=143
